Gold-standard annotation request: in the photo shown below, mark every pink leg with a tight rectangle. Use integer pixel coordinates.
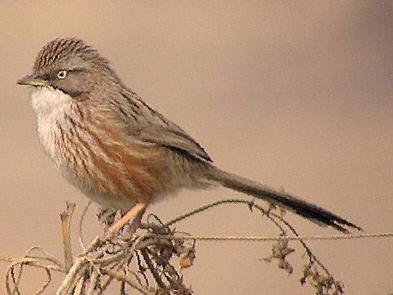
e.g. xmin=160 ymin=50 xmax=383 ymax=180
xmin=108 ymin=203 xmax=147 ymax=234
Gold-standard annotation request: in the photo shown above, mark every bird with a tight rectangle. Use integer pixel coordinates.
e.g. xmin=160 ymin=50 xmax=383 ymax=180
xmin=17 ymin=37 xmax=360 ymax=234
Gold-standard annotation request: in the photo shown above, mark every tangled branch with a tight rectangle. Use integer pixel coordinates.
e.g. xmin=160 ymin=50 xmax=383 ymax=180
xmin=1 ymin=198 xmax=356 ymax=294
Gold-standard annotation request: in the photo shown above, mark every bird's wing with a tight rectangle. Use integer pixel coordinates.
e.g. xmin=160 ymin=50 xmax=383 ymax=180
xmin=118 ymin=88 xmax=212 ymax=162
xmin=135 ymin=126 xmax=212 ymax=162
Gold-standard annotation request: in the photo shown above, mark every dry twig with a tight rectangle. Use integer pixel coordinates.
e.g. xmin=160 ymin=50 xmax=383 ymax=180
xmin=1 ymin=198 xmax=355 ymax=294
xmin=60 ymin=202 xmax=76 ymax=272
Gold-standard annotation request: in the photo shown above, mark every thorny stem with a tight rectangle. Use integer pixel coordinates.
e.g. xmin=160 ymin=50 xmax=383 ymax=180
xmin=165 ymin=198 xmax=333 ymax=279
xmin=101 ymin=268 xmax=153 ymax=295
xmin=140 ymin=249 xmax=166 ymax=290
xmin=2 ymin=198 xmax=346 ymax=295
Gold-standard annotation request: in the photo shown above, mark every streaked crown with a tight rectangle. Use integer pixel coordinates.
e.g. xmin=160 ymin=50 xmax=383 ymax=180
xmin=33 ymin=38 xmax=109 ymax=72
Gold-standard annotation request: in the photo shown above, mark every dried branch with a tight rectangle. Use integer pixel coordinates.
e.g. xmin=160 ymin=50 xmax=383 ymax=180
xmin=60 ymin=202 xmax=76 ymax=272
xmin=1 ymin=198 xmax=354 ymax=295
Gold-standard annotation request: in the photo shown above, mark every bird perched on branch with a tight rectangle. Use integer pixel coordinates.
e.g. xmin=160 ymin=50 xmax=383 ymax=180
xmin=18 ymin=38 xmax=361 ymax=233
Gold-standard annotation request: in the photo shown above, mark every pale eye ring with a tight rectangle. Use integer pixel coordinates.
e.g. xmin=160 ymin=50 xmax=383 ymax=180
xmin=57 ymin=70 xmax=67 ymax=79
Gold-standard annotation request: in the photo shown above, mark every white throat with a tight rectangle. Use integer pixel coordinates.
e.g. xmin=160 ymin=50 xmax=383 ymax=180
xmin=31 ymin=87 xmax=73 ymax=117
xmin=31 ymin=87 xmax=74 ymax=164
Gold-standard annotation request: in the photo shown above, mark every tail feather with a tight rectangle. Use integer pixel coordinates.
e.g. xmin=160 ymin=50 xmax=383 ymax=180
xmin=207 ymin=167 xmax=361 ymax=233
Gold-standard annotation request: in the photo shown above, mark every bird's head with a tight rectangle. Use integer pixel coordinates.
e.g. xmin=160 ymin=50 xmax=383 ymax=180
xmin=17 ymin=38 xmax=118 ymax=98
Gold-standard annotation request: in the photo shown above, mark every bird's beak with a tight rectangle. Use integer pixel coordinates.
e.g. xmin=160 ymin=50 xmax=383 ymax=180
xmin=17 ymin=74 xmax=48 ymax=87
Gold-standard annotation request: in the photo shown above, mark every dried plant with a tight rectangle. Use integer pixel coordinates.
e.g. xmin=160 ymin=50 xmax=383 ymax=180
xmin=1 ymin=199 xmax=348 ymax=294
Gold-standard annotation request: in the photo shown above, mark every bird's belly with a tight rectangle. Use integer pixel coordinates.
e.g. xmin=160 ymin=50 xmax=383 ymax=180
xmin=54 ymin=137 xmax=154 ymax=210
xmin=34 ymin=105 xmax=148 ymax=210
xmin=60 ymin=166 xmax=139 ymax=211
xmin=37 ymin=118 xmax=190 ymax=211
xmin=33 ymin=96 xmax=210 ymax=210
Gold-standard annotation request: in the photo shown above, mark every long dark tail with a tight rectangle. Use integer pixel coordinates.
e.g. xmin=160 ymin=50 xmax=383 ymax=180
xmin=207 ymin=167 xmax=361 ymax=233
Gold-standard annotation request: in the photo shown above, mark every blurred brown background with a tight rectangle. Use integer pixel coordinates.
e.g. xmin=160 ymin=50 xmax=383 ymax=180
xmin=1 ymin=1 xmax=393 ymax=294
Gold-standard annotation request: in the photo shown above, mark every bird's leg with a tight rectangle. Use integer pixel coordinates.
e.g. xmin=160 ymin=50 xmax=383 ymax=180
xmin=108 ymin=202 xmax=147 ymax=234
xmin=127 ymin=205 xmax=147 ymax=234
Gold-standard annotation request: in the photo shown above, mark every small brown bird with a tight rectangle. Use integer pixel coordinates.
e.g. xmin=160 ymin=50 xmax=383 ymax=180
xmin=18 ymin=38 xmax=360 ymax=233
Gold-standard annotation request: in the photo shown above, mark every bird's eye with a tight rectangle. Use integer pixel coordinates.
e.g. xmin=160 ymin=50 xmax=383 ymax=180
xmin=57 ymin=70 xmax=67 ymax=79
